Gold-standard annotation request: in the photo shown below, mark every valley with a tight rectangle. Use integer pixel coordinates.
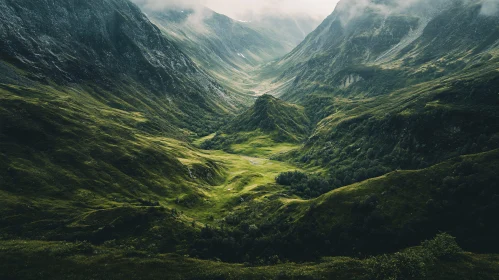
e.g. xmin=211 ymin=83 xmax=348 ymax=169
xmin=1 ymin=0 xmax=499 ymax=279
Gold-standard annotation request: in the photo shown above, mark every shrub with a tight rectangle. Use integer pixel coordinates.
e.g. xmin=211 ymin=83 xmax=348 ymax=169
xmin=366 ymin=251 xmax=429 ymax=280
xmin=366 ymin=233 xmax=463 ymax=280
xmin=275 ymin=171 xmax=308 ymax=186
xmin=422 ymin=232 xmax=463 ymax=260
xmin=276 ymin=171 xmax=339 ymax=199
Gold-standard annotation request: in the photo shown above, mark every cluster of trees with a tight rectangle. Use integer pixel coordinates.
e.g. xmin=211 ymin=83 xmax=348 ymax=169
xmin=275 ymin=171 xmax=341 ymax=198
xmin=367 ymin=233 xmax=463 ymax=280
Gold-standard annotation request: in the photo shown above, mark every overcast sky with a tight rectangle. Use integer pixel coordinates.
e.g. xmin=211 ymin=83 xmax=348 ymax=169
xmin=133 ymin=0 xmax=341 ymax=19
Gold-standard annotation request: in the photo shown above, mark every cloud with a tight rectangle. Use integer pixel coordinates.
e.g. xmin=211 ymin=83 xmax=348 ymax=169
xmin=132 ymin=0 xmax=212 ymax=33
xmin=131 ymin=0 xmax=340 ymax=20
xmin=481 ymin=0 xmax=499 ymax=15
xmin=131 ymin=0 xmax=203 ymax=10
xmin=333 ymin=0 xmax=473 ymax=26
xmin=131 ymin=0 xmax=499 ymax=28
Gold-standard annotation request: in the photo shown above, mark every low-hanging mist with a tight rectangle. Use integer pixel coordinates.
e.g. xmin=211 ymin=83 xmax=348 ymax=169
xmin=335 ymin=0 xmax=499 ymax=26
xmin=131 ymin=0 xmax=339 ymax=20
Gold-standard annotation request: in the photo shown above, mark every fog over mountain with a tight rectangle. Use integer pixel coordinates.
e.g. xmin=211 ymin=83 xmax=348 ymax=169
xmin=131 ymin=0 xmax=339 ymax=19
xmin=335 ymin=0 xmax=499 ymax=26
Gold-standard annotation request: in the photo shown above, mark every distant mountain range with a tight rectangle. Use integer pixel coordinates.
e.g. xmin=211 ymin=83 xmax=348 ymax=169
xmin=145 ymin=7 xmax=320 ymax=96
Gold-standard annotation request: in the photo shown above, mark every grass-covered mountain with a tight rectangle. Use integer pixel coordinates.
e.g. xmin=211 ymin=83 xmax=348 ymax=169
xmin=227 ymin=95 xmax=310 ymax=140
xmin=0 ymin=0 xmax=234 ymax=254
xmin=201 ymin=95 xmax=310 ymax=157
xmin=258 ymin=0 xmax=499 ymax=187
xmin=0 ymin=0 xmax=237 ymax=135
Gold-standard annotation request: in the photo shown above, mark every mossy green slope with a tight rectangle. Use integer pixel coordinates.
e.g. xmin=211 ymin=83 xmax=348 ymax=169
xmin=0 ymin=83 xmax=225 ymax=243
xmin=224 ymin=149 xmax=499 ymax=261
xmin=1 ymin=0 xmax=499 ymax=278
xmin=0 ymin=0 xmax=239 ymax=136
xmin=201 ymin=95 xmax=310 ymax=157
xmin=226 ymin=95 xmax=310 ymax=140
xmin=288 ymin=63 xmax=499 ymax=187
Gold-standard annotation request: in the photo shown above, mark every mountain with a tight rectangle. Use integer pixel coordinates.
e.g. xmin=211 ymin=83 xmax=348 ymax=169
xmin=268 ymin=0 xmax=499 ymax=100
xmin=201 ymin=95 xmax=310 ymax=156
xmin=259 ymin=0 xmax=499 ymax=187
xmin=0 ymin=0 xmax=233 ymax=253
xmin=146 ymin=8 xmax=320 ymax=97
xmin=0 ymin=0 xmax=237 ymax=135
xmin=226 ymin=95 xmax=310 ymax=140
xmin=240 ymin=14 xmax=323 ymax=50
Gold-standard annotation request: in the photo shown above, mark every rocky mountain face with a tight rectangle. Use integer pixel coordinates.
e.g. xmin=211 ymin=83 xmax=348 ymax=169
xmin=0 ymin=0 xmax=236 ymax=134
xmin=269 ymin=0 xmax=499 ymax=100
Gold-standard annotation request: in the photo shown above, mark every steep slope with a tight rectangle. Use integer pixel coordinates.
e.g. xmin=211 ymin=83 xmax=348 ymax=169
xmin=149 ymin=9 xmax=285 ymax=68
xmin=249 ymin=0 xmax=499 ymax=187
xmin=0 ymin=0 xmax=237 ymax=135
xmin=2 ymin=0 xmax=499 ymax=278
xmin=268 ymin=0 xmax=499 ymax=100
xmin=240 ymin=14 xmax=323 ymax=52
xmin=291 ymin=66 xmax=499 ymax=185
xmin=0 ymin=0 xmax=237 ymax=248
xmin=146 ymin=8 xmax=320 ymax=97
xmin=227 ymin=95 xmax=310 ymax=141
xmin=201 ymin=95 xmax=310 ymax=156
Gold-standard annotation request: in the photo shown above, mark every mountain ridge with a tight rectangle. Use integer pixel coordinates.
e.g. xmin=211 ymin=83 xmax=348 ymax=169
xmin=265 ymin=0 xmax=499 ymax=100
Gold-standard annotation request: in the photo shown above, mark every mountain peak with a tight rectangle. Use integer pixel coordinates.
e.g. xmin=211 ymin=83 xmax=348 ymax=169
xmin=227 ymin=95 xmax=310 ymax=142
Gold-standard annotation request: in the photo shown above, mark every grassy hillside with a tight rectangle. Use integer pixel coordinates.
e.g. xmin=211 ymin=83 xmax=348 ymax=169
xmin=201 ymin=95 xmax=310 ymax=156
xmin=0 ymin=83 xmax=225 ymax=242
xmin=227 ymin=95 xmax=310 ymax=141
xmin=189 ymin=149 xmax=499 ymax=263
xmin=0 ymin=0 xmax=238 ymax=136
xmin=286 ymin=63 xmax=499 ymax=188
